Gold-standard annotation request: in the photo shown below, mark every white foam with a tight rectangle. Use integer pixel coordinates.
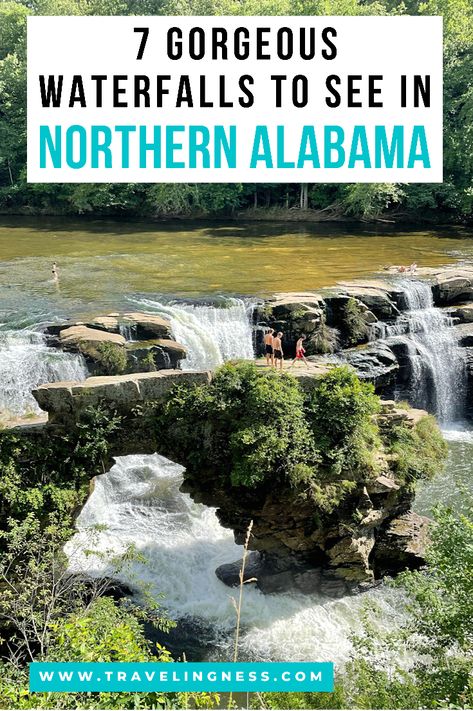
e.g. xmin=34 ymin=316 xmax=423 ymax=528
xmin=67 ymin=453 xmax=404 ymax=665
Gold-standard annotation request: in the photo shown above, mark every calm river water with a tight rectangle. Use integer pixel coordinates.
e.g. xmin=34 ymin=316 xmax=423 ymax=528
xmin=1 ymin=217 xmax=473 ymax=324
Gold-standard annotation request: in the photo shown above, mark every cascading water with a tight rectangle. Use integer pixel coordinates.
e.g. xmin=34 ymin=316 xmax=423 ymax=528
xmin=0 ymin=329 xmax=88 ymax=415
xmin=381 ymin=280 xmax=466 ymax=424
xmin=129 ymin=297 xmax=255 ymax=370
xmin=67 ymin=453 xmax=404 ymax=664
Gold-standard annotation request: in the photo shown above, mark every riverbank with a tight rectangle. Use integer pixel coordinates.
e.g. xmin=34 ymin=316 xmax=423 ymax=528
xmin=0 ymin=205 xmax=466 ymax=225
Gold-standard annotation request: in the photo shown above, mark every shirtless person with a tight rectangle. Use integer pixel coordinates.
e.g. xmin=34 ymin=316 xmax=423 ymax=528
xmin=264 ymin=328 xmax=274 ymax=366
xmin=291 ymin=335 xmax=309 ymax=367
xmin=272 ymin=332 xmax=284 ymax=371
xmin=51 ymin=262 xmax=59 ymax=281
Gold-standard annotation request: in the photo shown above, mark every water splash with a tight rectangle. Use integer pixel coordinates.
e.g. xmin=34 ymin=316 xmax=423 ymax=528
xmin=129 ymin=298 xmax=255 ymax=371
xmin=67 ymin=453 xmax=405 ymax=665
xmin=0 ymin=329 xmax=88 ymax=415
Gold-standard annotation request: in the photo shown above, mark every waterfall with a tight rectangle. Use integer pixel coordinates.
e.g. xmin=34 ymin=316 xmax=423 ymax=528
xmin=386 ymin=281 xmax=465 ymax=423
xmin=129 ymin=297 xmax=255 ymax=371
xmin=67 ymin=453 xmax=404 ymax=665
xmin=0 ymin=329 xmax=88 ymax=416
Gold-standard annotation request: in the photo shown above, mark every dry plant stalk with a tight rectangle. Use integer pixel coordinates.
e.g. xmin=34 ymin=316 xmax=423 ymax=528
xmin=228 ymin=520 xmax=256 ymax=709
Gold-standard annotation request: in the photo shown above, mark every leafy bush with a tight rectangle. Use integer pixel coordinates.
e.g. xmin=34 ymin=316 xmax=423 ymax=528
xmin=383 ymin=414 xmax=447 ymax=488
xmin=161 ymin=360 xmax=320 ymax=489
xmin=95 ymin=342 xmax=128 ymax=375
xmin=341 ymin=297 xmax=369 ymax=346
xmin=0 ymin=405 xmax=122 ymax=526
xmin=306 ymin=366 xmax=381 ymax=479
xmin=312 ymin=313 xmax=340 ymax=354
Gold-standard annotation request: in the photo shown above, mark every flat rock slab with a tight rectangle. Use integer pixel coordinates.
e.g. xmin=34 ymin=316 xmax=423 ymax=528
xmin=269 ymin=292 xmax=324 ymax=308
xmin=60 ymin=325 xmax=126 ymax=347
xmin=32 ymin=370 xmax=211 ymax=420
xmin=451 ymin=304 xmax=473 ymax=323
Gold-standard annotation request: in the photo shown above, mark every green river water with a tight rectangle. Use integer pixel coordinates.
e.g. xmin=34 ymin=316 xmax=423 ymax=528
xmin=1 ymin=217 xmax=473 ymax=322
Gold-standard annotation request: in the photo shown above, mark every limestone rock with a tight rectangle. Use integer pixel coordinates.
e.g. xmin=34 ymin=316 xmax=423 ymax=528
xmin=455 ymin=322 xmax=473 ymax=347
xmin=59 ymin=325 xmax=126 ymax=349
xmin=126 ymin=339 xmax=187 ymax=371
xmin=334 ymin=283 xmax=401 ymax=319
xmin=432 ymin=272 xmax=473 ymax=305
xmin=372 ymin=511 xmax=430 ymax=575
xmin=256 ymin=293 xmax=325 ymax=356
xmin=122 ymin=312 xmax=172 ymax=339
xmin=342 ymin=342 xmax=399 ymax=388
xmin=32 ymin=370 xmax=211 ymax=422
xmin=89 ymin=316 xmax=120 ymax=332
xmin=451 ymin=304 xmax=473 ymax=323
xmin=367 ymin=475 xmax=400 ymax=494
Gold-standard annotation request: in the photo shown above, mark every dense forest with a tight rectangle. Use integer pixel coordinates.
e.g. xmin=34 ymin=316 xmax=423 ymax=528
xmin=0 ymin=0 xmax=472 ymax=222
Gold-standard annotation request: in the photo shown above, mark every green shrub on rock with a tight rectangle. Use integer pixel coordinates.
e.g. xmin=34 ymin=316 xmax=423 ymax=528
xmin=341 ymin=297 xmax=369 ymax=346
xmin=306 ymin=366 xmax=381 ymax=479
xmin=383 ymin=414 xmax=448 ymax=488
xmin=95 ymin=342 xmax=128 ymax=375
xmin=161 ymin=361 xmax=320 ymax=489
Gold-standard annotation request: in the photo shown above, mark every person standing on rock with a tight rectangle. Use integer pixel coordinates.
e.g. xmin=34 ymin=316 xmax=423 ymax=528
xmin=272 ymin=332 xmax=284 ymax=371
xmin=264 ymin=328 xmax=275 ymax=366
xmin=291 ymin=335 xmax=309 ymax=368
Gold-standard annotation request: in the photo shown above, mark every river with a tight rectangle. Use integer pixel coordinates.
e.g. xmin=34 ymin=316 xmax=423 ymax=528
xmin=1 ymin=216 xmax=473 ymax=666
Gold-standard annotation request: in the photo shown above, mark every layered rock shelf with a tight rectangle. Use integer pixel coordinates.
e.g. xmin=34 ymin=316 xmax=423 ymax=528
xmin=11 ymin=371 xmax=434 ymax=598
xmin=45 ymin=311 xmax=188 ymax=374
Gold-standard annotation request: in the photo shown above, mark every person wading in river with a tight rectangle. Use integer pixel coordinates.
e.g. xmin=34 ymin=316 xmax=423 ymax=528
xmin=273 ymin=332 xmax=284 ymax=371
xmin=264 ymin=328 xmax=275 ymax=366
xmin=291 ymin=335 xmax=309 ymax=368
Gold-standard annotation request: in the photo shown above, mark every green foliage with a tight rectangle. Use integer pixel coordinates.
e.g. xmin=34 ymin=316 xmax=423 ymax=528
xmin=161 ymin=360 xmax=320 ymax=489
xmin=384 ymin=414 xmax=448 ymax=487
xmin=263 ymin=502 xmax=473 ymax=709
xmin=95 ymin=341 xmax=128 ymax=375
xmin=341 ymin=183 xmax=405 ymax=219
xmin=341 ymin=298 xmax=369 ymax=346
xmin=0 ymin=520 xmax=179 ymax=709
xmin=312 ymin=314 xmax=340 ymax=354
xmin=0 ymin=404 xmax=122 ymax=524
xmin=160 ymin=363 xmax=442 ymax=507
xmin=306 ymin=366 xmax=381 ymax=478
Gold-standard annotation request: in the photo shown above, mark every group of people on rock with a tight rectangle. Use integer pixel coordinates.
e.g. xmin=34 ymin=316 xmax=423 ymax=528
xmin=263 ymin=329 xmax=309 ymax=371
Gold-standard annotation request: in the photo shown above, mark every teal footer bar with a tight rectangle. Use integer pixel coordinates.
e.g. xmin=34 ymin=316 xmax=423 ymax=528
xmin=29 ymin=661 xmax=334 ymax=693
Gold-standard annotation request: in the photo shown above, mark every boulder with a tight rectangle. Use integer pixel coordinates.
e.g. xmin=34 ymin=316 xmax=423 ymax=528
xmin=255 ymin=293 xmax=325 ymax=356
xmin=372 ymin=511 xmax=430 ymax=576
xmin=326 ymin=532 xmax=375 ymax=583
xmin=215 ymin=552 xmax=261 ymax=588
xmin=122 ymin=312 xmax=172 ymax=339
xmin=342 ymin=341 xmax=399 ymax=388
xmin=450 ymin=304 xmax=473 ymax=323
xmin=431 ymin=272 xmax=473 ymax=305
xmin=455 ymin=322 xmax=473 ymax=347
xmin=89 ymin=316 xmax=120 ymax=333
xmin=333 ymin=282 xmax=401 ymax=319
xmin=367 ymin=475 xmax=400 ymax=494
xmin=126 ymin=339 xmax=187 ymax=371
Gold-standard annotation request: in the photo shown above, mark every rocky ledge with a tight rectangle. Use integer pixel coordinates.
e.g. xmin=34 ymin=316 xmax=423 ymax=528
xmin=256 ymin=267 xmax=473 ymax=398
xmin=45 ymin=311 xmax=188 ymax=375
xmin=13 ymin=370 xmax=435 ymax=598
